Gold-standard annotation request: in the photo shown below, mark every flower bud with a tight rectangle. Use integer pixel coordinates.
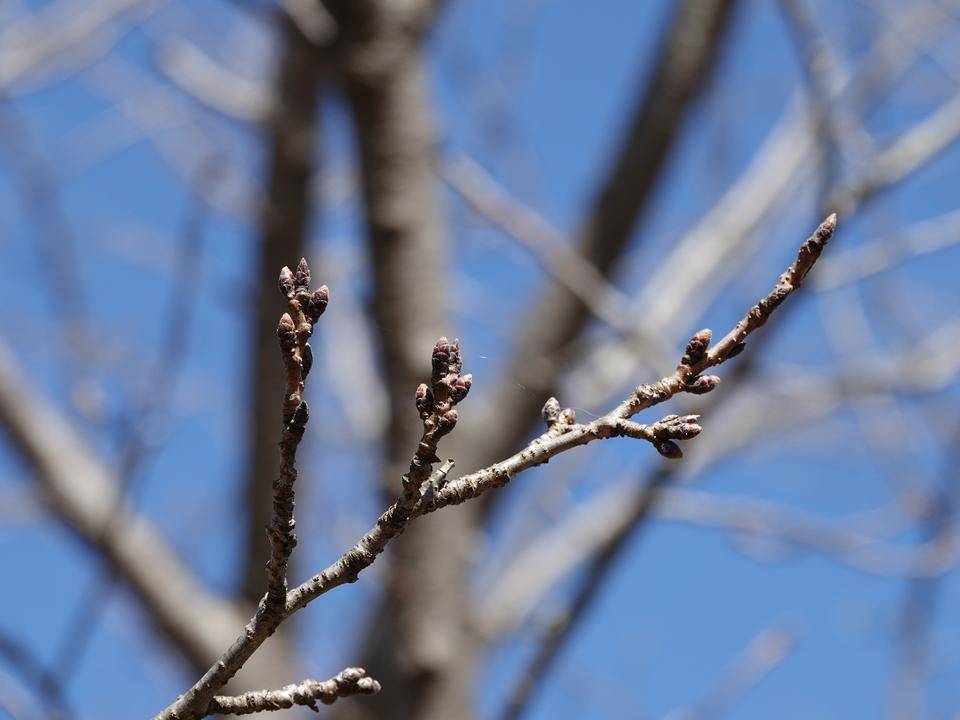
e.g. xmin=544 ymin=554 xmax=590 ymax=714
xmin=306 ymin=286 xmax=329 ymax=322
xmin=682 ymin=328 xmax=713 ymax=367
xmin=415 ymin=383 xmax=434 ymax=419
xmin=277 ymin=313 xmax=297 ymax=353
xmin=295 ymin=257 xmax=311 ymax=287
xmin=686 ymin=375 xmax=720 ymax=395
xmin=655 ymin=440 xmax=683 ymax=459
xmin=450 ymin=374 xmax=472 ymax=403
xmin=436 ymin=408 xmax=458 ymax=435
xmin=278 ymin=266 xmax=296 ymax=297
xmin=542 ymin=397 xmax=561 ymax=425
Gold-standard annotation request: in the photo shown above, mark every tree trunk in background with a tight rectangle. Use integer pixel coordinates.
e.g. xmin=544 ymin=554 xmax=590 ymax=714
xmin=324 ymin=2 xmax=477 ymax=719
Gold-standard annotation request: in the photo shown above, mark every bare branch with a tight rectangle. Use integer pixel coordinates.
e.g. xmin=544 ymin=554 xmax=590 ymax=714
xmin=241 ymin=10 xmax=325 ymax=603
xmin=0 ymin=344 xmax=289 ymax=686
xmin=440 ymin=152 xmax=670 ymax=370
xmin=208 ymin=667 xmax=380 ymax=715
xmin=266 ymin=260 xmax=329 ymax=610
xmin=664 ymin=623 xmax=798 ymax=720
xmin=155 ymin=215 xmax=834 ymax=720
xmin=813 ymin=208 xmax=960 ymax=290
xmin=460 ymin=0 xmax=739 ymax=509
xmin=0 ymin=0 xmax=164 ymax=93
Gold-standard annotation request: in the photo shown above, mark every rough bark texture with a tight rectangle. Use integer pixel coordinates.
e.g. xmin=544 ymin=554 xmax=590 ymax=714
xmin=241 ymin=12 xmax=324 ymax=603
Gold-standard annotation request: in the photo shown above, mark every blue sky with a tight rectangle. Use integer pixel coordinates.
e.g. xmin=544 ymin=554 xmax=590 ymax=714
xmin=2 ymin=1 xmax=960 ymax=718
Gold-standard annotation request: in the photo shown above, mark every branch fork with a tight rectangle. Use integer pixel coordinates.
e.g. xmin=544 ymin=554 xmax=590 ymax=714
xmin=157 ymin=215 xmax=837 ymax=720
xmin=402 ymin=337 xmax=472 ymax=508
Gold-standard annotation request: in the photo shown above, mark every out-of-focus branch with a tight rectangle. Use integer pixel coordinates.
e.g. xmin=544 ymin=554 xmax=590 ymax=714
xmin=664 ymin=623 xmax=798 ymax=720
xmin=155 ymin=37 xmax=273 ymax=123
xmin=0 ymin=0 xmax=164 ymax=93
xmin=573 ymin=3 xmax=960 ymax=407
xmin=813 ymin=208 xmax=960 ymax=290
xmin=484 ymin=483 xmax=960 ymax=639
xmin=52 ymin=166 xmax=216 ymax=681
xmin=156 ymin=216 xmax=833 ymax=720
xmin=833 ymin=89 xmax=960 ymax=214
xmin=208 ymin=667 xmax=380 ymax=715
xmin=440 ymin=152 xmax=671 ymax=370
xmin=0 ymin=629 xmax=71 ymax=720
xmin=0 ymin=344 xmax=288 ymax=686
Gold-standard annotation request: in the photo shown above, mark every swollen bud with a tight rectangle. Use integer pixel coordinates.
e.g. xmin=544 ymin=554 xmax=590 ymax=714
xmin=432 ymin=337 xmax=450 ymax=380
xmin=278 ymin=266 xmax=296 ymax=298
xmin=448 ymin=338 xmax=463 ymax=375
xmin=686 ymin=375 xmax=720 ymax=395
xmin=306 ymin=286 xmax=330 ymax=323
xmin=450 ymin=374 xmax=472 ymax=403
xmin=655 ymin=440 xmax=683 ymax=459
xmin=437 ymin=408 xmax=458 ymax=435
xmin=295 ymin=257 xmax=311 ymax=287
xmin=542 ymin=397 xmax=561 ymax=425
xmin=415 ymin=383 xmax=434 ymax=419
xmin=682 ymin=328 xmax=713 ymax=367
xmin=277 ymin=313 xmax=297 ymax=352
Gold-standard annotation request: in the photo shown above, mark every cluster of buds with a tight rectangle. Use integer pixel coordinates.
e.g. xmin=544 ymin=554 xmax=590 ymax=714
xmin=277 ymin=258 xmax=329 ymax=425
xmin=541 ymin=396 xmax=577 ymax=436
xmin=413 ymin=338 xmax=472 ymax=460
xmin=647 ymin=413 xmax=702 ymax=459
xmin=679 ymin=328 xmax=721 ymax=396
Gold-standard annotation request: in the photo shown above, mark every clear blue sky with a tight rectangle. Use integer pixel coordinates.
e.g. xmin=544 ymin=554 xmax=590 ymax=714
xmin=1 ymin=1 xmax=959 ymax=718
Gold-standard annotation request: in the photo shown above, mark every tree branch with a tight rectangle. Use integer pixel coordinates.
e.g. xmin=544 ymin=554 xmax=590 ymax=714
xmin=459 ymin=0 xmax=739 ymax=513
xmin=208 ymin=668 xmax=380 ymax=715
xmin=156 ymin=215 xmax=834 ymax=720
xmin=241 ymin=10 xmax=326 ymax=604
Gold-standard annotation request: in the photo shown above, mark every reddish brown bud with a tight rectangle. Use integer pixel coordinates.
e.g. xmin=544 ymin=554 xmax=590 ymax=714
xmin=278 ymin=266 xmax=296 ymax=297
xmin=277 ymin=313 xmax=297 ymax=352
xmin=306 ymin=286 xmax=330 ymax=322
xmin=450 ymin=374 xmax=472 ymax=403
xmin=302 ymin=343 xmax=313 ymax=378
xmin=295 ymin=257 xmax=311 ymax=287
xmin=655 ymin=440 xmax=683 ymax=459
xmin=542 ymin=397 xmax=561 ymax=425
xmin=686 ymin=375 xmax=720 ymax=395
xmin=415 ymin=383 xmax=434 ymax=419
xmin=448 ymin=338 xmax=463 ymax=375
xmin=682 ymin=328 xmax=713 ymax=367
xmin=432 ymin=337 xmax=450 ymax=380
xmin=436 ymin=408 xmax=458 ymax=435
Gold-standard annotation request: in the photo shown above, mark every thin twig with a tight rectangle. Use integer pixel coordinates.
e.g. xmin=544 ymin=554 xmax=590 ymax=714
xmin=207 ymin=667 xmax=380 ymax=715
